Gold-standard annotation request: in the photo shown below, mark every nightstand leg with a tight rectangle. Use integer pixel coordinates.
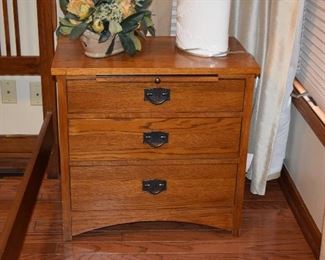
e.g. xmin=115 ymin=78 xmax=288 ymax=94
xmin=63 ymin=227 xmax=72 ymax=242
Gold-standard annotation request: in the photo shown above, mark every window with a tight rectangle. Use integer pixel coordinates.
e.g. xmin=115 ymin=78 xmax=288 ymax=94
xmin=296 ymin=0 xmax=325 ymax=114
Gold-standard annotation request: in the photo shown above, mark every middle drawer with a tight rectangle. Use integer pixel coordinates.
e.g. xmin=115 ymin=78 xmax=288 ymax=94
xmin=68 ymin=117 xmax=242 ymax=162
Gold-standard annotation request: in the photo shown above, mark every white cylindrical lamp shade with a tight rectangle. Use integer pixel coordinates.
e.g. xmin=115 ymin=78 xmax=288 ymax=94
xmin=176 ymin=0 xmax=231 ymax=57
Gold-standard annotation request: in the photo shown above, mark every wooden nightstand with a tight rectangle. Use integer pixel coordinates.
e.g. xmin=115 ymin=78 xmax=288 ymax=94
xmin=52 ymin=36 xmax=260 ymax=241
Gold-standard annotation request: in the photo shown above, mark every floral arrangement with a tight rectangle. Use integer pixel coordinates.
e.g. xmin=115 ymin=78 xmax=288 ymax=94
xmin=57 ymin=0 xmax=155 ymax=56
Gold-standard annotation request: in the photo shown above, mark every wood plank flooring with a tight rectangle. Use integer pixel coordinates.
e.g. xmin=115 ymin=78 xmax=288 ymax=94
xmin=0 ymin=178 xmax=315 ymax=259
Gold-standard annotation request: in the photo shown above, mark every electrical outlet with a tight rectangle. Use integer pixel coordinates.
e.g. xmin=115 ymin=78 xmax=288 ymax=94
xmin=1 ymin=80 xmax=17 ymax=104
xmin=30 ymin=82 xmax=42 ymax=106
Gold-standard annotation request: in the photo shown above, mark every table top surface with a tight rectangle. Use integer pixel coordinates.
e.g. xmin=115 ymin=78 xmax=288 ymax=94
xmin=51 ymin=36 xmax=260 ymax=76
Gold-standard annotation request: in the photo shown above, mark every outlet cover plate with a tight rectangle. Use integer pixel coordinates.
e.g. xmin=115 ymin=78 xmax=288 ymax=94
xmin=1 ymin=80 xmax=17 ymax=104
xmin=30 ymin=82 xmax=42 ymax=106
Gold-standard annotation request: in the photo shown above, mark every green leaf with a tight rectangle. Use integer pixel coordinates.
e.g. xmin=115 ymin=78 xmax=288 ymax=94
xmin=103 ymin=20 xmax=110 ymax=31
xmin=99 ymin=30 xmax=111 ymax=43
xmin=135 ymin=0 xmax=153 ymax=11
xmin=58 ymin=25 xmax=74 ymax=36
xmin=59 ymin=18 xmax=74 ymax=27
xmin=69 ymin=22 xmax=89 ymax=40
xmin=109 ymin=21 xmax=123 ymax=34
xmin=59 ymin=0 xmax=69 ymax=14
xmin=65 ymin=12 xmax=80 ymax=21
xmin=118 ymin=33 xmax=136 ymax=56
xmin=87 ymin=7 xmax=96 ymax=19
xmin=106 ymin=36 xmax=116 ymax=55
xmin=130 ymin=32 xmax=142 ymax=51
xmin=148 ymin=26 xmax=155 ymax=36
xmin=136 ymin=29 xmax=146 ymax=40
xmin=143 ymin=16 xmax=154 ymax=28
xmin=121 ymin=11 xmax=147 ymax=33
xmin=140 ymin=20 xmax=148 ymax=36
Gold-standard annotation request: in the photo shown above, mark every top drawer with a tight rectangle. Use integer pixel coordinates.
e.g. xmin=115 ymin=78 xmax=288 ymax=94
xmin=67 ymin=76 xmax=245 ymax=115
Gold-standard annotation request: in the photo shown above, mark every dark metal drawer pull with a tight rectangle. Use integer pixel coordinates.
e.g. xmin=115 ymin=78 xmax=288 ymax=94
xmin=144 ymin=88 xmax=170 ymax=105
xmin=143 ymin=179 xmax=167 ymax=195
xmin=143 ymin=132 xmax=169 ymax=148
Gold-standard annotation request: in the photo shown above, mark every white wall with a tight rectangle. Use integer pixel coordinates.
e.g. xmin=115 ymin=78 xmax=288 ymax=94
xmin=0 ymin=76 xmax=43 ymax=134
xmin=285 ymin=106 xmax=325 ymax=231
xmin=0 ymin=0 xmax=42 ymax=135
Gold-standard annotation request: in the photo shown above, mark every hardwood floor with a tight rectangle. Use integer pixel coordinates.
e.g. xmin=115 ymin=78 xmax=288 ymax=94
xmin=0 ymin=178 xmax=315 ymax=259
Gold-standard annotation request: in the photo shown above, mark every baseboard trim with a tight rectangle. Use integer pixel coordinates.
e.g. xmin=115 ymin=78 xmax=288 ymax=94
xmin=279 ymin=166 xmax=321 ymax=259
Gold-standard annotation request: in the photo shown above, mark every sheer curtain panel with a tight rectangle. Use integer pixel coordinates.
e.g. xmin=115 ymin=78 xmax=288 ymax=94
xmin=230 ymin=0 xmax=305 ymax=195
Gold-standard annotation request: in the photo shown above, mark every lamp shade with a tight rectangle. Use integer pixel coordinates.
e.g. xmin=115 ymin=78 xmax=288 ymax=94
xmin=176 ymin=0 xmax=231 ymax=57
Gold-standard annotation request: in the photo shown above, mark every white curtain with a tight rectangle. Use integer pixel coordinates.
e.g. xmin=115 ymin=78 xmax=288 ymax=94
xmin=152 ymin=0 xmax=305 ymax=195
xmin=230 ymin=0 xmax=305 ymax=195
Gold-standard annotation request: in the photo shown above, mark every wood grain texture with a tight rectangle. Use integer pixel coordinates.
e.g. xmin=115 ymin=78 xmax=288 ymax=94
xmin=69 ymin=158 xmax=240 ymax=167
xmin=0 ymin=136 xmax=37 ymax=175
xmin=68 ymin=117 xmax=241 ymax=161
xmin=0 ymin=57 xmax=40 ymax=75
xmin=52 ymin=37 xmax=261 ymax=239
xmin=51 ymin=37 xmax=261 ymax=76
xmin=0 ymin=113 xmax=54 ymax=260
xmin=67 ymin=78 xmax=245 ymax=114
xmin=0 ymin=135 xmax=37 ymax=154
xmin=279 ymin=166 xmax=321 ymax=259
xmin=36 ymin=0 xmax=59 ymax=179
xmin=2 ymin=0 xmax=11 ymax=55
xmin=71 ymin=164 xmax=236 ymax=211
xmin=232 ymin=76 xmax=255 ymax=236
xmin=12 ymin=0 xmax=21 ymax=56
xmin=0 ymin=179 xmax=315 ymax=259
xmin=70 ymin=164 xmax=236 ymax=235
xmin=72 ymin=208 xmax=234 ymax=237
xmin=56 ymin=76 xmax=72 ymax=241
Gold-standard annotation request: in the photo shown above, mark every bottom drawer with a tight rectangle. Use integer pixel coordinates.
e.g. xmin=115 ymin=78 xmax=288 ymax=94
xmin=70 ymin=164 xmax=237 ymax=211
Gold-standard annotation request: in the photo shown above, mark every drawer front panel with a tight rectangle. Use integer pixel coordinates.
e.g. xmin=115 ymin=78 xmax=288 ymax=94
xmin=70 ymin=164 xmax=237 ymax=211
xmin=68 ymin=117 xmax=242 ymax=161
xmin=67 ymin=79 xmax=245 ymax=114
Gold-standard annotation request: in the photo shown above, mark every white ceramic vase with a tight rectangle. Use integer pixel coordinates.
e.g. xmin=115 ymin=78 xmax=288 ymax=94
xmin=80 ymin=30 xmax=124 ymax=58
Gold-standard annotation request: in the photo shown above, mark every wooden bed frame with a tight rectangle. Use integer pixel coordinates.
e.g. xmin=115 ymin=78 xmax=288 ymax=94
xmin=0 ymin=112 xmax=54 ymax=260
xmin=0 ymin=0 xmax=58 ymax=178
xmin=0 ymin=2 xmax=58 ymax=258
